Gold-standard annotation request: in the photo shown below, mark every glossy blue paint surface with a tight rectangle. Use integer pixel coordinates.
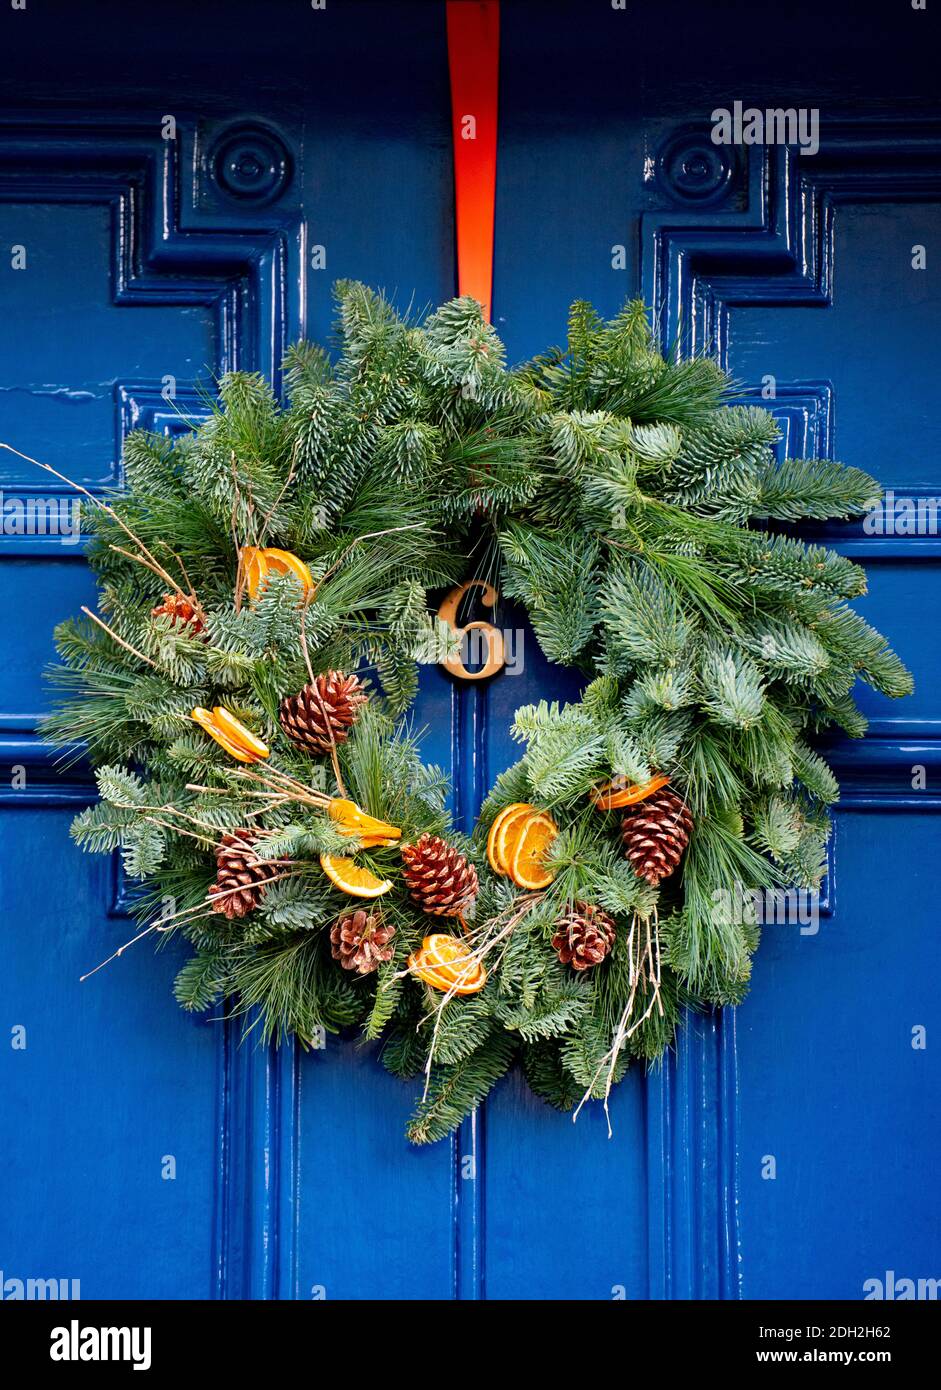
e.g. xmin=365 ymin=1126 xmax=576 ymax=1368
xmin=0 ymin=0 xmax=938 ymax=1300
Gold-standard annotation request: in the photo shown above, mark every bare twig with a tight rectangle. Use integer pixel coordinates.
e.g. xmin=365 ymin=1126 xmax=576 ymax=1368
xmin=107 ymin=543 xmax=183 ymax=596
xmin=80 ymin=606 xmax=157 ymax=668
xmin=79 ymin=923 xmax=163 ymax=982
xmin=0 ymin=442 xmax=190 ymax=597
xmin=229 ymin=763 xmax=332 ymax=809
xmin=79 ymin=867 xmax=307 ymax=983
xmin=254 ymin=438 xmax=298 ymax=552
xmin=391 ymin=893 xmax=541 ymax=1103
xmin=572 ymin=910 xmax=663 ymax=1138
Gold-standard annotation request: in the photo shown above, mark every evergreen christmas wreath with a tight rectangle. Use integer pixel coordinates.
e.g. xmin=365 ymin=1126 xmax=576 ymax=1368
xmin=25 ymin=283 xmax=910 ymax=1143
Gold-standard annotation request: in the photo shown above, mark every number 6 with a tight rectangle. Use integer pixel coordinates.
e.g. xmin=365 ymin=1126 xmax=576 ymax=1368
xmin=436 ymin=579 xmax=505 ymax=681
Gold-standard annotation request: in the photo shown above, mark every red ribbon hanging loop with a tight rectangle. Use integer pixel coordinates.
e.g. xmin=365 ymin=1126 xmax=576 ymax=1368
xmin=446 ymin=1 xmax=500 ymax=323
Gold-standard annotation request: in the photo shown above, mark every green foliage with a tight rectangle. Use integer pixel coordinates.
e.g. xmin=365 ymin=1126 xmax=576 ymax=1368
xmin=174 ymin=949 xmax=229 ymax=1012
xmin=43 ymin=283 xmax=910 ymax=1145
xmin=754 ymin=456 xmax=882 ymax=521
xmin=407 ymin=1032 xmax=516 ymax=1144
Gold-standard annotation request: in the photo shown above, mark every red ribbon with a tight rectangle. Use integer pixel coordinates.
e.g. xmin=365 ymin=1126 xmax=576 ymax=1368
xmin=446 ymin=1 xmax=500 ymax=323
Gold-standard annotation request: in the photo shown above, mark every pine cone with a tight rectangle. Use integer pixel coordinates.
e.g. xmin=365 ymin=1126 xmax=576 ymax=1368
xmin=330 ymin=909 xmax=395 ymax=975
xmin=278 ymin=670 xmax=367 ymax=755
xmin=401 ymin=834 xmax=479 ymax=917
xmin=552 ymin=902 xmax=616 ymax=971
xmin=621 ymin=786 xmax=693 ymax=886
xmin=151 ymin=591 xmax=206 ymax=637
xmin=210 ymin=831 xmax=278 ymax=919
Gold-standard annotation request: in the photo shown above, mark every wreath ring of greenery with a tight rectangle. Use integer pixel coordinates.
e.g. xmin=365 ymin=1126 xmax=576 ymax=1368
xmin=20 ymin=282 xmax=910 ymax=1144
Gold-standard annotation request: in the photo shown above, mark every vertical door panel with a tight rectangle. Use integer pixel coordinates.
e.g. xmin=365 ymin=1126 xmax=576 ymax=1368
xmin=737 ymin=811 xmax=940 ymax=1299
xmin=0 ymin=806 xmax=221 ymax=1299
xmin=714 ymin=179 xmax=941 ymax=1295
xmin=0 ymin=168 xmax=222 ymax=1297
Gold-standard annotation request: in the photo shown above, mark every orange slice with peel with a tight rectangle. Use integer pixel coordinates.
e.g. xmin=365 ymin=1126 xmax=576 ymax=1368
xmin=493 ymin=804 xmax=537 ymax=876
xmin=422 ymin=933 xmax=476 ymax=978
xmin=497 ymin=807 xmax=540 ymax=875
xmin=407 ymin=953 xmax=451 ymax=991
xmin=242 ymin=547 xmax=270 ymax=600
xmin=508 ymin=811 xmax=558 ymax=890
xmin=191 ymin=706 xmax=221 ymax=738
xmin=261 ymin=547 xmax=315 ymax=594
xmin=486 ymin=802 xmax=534 ymax=874
xmin=319 ymin=854 xmax=393 ymax=899
xmin=191 ymin=708 xmax=251 ymax=762
xmin=211 ymin=706 xmax=269 ymax=761
xmin=430 ymin=963 xmax=486 ymax=995
xmin=191 ymin=706 xmax=267 ymax=764
xmin=590 ymin=773 xmax=670 ymax=810
xmin=241 ymin=545 xmax=314 ymax=600
xmin=328 ymin=798 xmax=401 ymax=847
xmin=408 ymin=940 xmax=487 ymax=995
xmin=414 ymin=935 xmax=487 ymax=990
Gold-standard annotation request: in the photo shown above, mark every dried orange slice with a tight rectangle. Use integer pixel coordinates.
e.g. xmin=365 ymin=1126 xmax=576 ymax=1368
xmin=486 ymin=801 xmax=535 ymax=873
xmin=328 ymin=798 xmax=401 ymax=846
xmin=319 ymin=854 xmax=393 ymax=899
xmin=242 ymin=547 xmax=270 ymax=600
xmin=493 ymin=804 xmax=537 ymax=875
xmin=242 ymin=546 xmax=315 ymax=601
xmin=212 ymin=706 xmax=269 ymax=761
xmin=191 ymin=707 xmax=250 ymax=761
xmin=407 ymin=953 xmax=450 ymax=991
xmin=508 ymin=811 xmax=558 ymax=890
xmin=191 ymin=706 xmax=220 ymax=737
xmin=191 ymin=706 xmax=267 ymax=764
xmin=415 ymin=935 xmax=486 ymax=990
xmin=442 ymin=964 xmax=486 ymax=995
xmin=422 ymin=933 xmax=475 ymax=978
xmin=261 ymin=547 xmax=315 ymax=595
xmin=408 ymin=943 xmax=487 ymax=995
xmin=590 ymin=774 xmax=670 ymax=810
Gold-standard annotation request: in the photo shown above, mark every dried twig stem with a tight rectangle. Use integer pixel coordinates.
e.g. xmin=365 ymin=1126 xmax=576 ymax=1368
xmin=80 ymin=606 xmax=157 ymax=668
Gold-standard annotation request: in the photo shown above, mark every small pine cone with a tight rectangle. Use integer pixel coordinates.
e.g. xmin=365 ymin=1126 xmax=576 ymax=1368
xmin=552 ymin=902 xmax=616 ymax=971
xmin=278 ymin=670 xmax=368 ymax=755
xmin=330 ymin=909 xmax=395 ymax=975
xmin=621 ymin=786 xmax=693 ymax=886
xmin=151 ymin=592 xmax=206 ymax=636
xmin=400 ymin=834 xmax=479 ymax=917
xmin=210 ymin=831 xmax=278 ymax=920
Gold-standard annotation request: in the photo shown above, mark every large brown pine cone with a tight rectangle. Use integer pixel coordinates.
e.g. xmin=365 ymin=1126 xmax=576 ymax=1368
xmin=330 ymin=909 xmax=396 ymax=975
xmin=552 ymin=902 xmax=616 ymax=971
xmin=278 ymin=670 xmax=367 ymax=755
xmin=210 ymin=831 xmax=279 ymax=919
xmin=621 ymin=786 xmax=693 ymax=886
xmin=151 ymin=591 xmax=206 ymax=637
xmin=400 ymin=834 xmax=479 ymax=917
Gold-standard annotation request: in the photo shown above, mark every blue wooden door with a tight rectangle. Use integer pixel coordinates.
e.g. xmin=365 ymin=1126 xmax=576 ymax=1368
xmin=1 ymin=0 xmax=937 ymax=1301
